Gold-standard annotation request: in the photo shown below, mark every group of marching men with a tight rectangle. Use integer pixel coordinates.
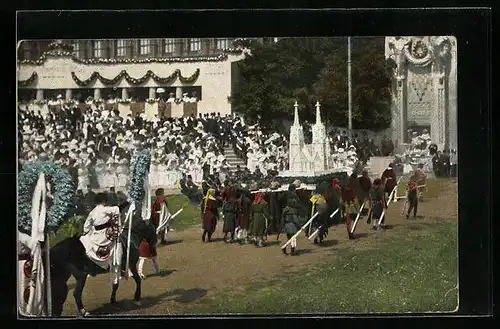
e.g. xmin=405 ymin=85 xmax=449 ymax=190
xmin=174 ymin=162 xmax=428 ymax=256
xmin=78 ymin=162 xmax=428 ymax=281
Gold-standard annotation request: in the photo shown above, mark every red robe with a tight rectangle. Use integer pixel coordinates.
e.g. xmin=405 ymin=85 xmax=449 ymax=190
xmin=139 ymin=239 xmax=157 ymax=258
xmin=201 ymin=199 xmax=218 ymax=233
xmin=151 ymin=196 xmax=166 ymax=227
xmin=236 ymin=196 xmax=252 ymax=230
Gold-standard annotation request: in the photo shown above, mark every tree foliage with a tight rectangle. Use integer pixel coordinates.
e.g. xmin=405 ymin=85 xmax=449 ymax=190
xmin=232 ymin=37 xmax=392 ymax=131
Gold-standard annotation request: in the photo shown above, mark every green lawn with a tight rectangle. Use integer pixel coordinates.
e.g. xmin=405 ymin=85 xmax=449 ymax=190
xmin=184 ymin=218 xmax=458 ymax=314
xmin=396 ymin=177 xmax=454 ymax=199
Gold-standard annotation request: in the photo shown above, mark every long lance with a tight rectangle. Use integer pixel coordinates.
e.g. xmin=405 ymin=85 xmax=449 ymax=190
xmin=156 ymin=206 xmax=184 ymax=235
xmin=281 ymin=212 xmax=319 ymax=250
xmin=377 ymin=177 xmax=403 ymax=226
xmin=308 ymin=208 xmax=339 ymax=241
xmin=350 ymin=201 xmax=365 ymax=234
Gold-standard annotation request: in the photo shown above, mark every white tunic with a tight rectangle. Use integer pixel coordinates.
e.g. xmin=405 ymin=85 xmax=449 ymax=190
xmin=80 ymin=205 xmax=122 ymax=270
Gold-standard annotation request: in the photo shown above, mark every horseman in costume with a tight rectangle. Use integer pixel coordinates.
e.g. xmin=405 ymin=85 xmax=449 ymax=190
xmin=341 ymin=180 xmax=359 ymax=240
xmin=405 ymin=175 xmax=419 ymax=220
xmin=80 ymin=193 xmax=130 ymax=277
xmin=281 ymin=184 xmax=306 ymax=256
xmin=249 ymin=192 xmax=270 ymax=247
xmin=201 ymin=188 xmax=219 ymax=243
xmin=309 ymin=182 xmax=329 ymax=245
xmin=368 ymin=178 xmax=386 ymax=230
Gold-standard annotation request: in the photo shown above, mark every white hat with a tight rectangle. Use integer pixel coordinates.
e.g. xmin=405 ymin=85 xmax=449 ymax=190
xmin=183 ymin=93 xmax=188 ymax=96
xmin=88 ymin=141 xmax=95 ymax=146
xmin=57 ymin=94 xmax=62 ymax=99
xmin=156 ymin=88 xmax=165 ymax=93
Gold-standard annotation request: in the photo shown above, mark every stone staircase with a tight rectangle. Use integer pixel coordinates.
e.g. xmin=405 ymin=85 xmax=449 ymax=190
xmin=223 ymin=146 xmax=247 ymax=173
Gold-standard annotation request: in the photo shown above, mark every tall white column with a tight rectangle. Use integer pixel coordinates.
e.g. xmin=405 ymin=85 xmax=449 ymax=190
xmin=175 ymin=87 xmax=182 ymax=99
xmin=36 ymin=89 xmax=44 ymax=101
xmin=94 ymin=88 xmax=101 ymax=100
xmin=431 ymin=72 xmax=446 ymax=151
xmin=121 ymin=88 xmax=128 ymax=100
xmin=448 ymin=37 xmax=458 ymax=151
xmin=149 ymin=87 xmax=156 ymax=99
xmin=65 ymin=89 xmax=72 ymax=100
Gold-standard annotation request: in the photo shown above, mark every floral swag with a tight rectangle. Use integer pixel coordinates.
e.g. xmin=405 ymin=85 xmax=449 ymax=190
xmin=71 ymin=69 xmax=200 ymax=87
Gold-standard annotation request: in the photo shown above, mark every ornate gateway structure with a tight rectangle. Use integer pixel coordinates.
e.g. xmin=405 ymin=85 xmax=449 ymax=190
xmin=385 ymin=36 xmax=457 ymax=151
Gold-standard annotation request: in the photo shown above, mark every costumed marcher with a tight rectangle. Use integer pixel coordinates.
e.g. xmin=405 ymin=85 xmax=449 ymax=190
xmin=406 ymin=175 xmax=419 ymax=220
xmin=249 ymin=192 xmax=269 ymax=247
xmin=415 ymin=163 xmax=427 ymax=202
xmin=381 ymin=163 xmax=397 ymax=203
xmin=151 ymin=188 xmax=168 ymax=245
xmin=368 ymin=178 xmax=386 ymax=230
xmin=341 ymin=182 xmax=359 ymax=239
xmin=221 ymin=189 xmax=237 ymax=243
xmin=79 ymin=193 xmax=130 ymax=277
xmin=200 ymin=188 xmax=219 ymax=242
xmin=281 ymin=184 xmax=306 ymax=255
xmin=137 ymin=226 xmax=160 ymax=280
xmin=358 ymin=170 xmax=372 ymax=215
xmin=235 ymin=187 xmax=252 ymax=244
xmin=328 ymin=178 xmax=342 ymax=225
xmin=309 ymin=183 xmax=329 ymax=245
xmin=267 ymin=181 xmax=282 ymax=233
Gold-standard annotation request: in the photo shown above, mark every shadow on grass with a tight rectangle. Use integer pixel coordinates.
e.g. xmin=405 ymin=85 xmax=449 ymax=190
xmin=293 ymin=248 xmax=312 ymax=255
xmin=88 ymin=287 xmax=208 ymax=315
xmin=316 ymin=239 xmax=339 ymax=247
xmin=146 ymin=269 xmax=176 ymax=279
xmin=162 ymin=239 xmax=183 ymax=246
xmin=264 ymin=241 xmax=281 ymax=247
xmin=352 ymin=233 xmax=369 ymax=239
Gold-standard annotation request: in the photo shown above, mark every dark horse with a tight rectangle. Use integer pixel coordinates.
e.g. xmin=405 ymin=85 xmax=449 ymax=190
xmin=49 ymin=218 xmax=157 ymax=316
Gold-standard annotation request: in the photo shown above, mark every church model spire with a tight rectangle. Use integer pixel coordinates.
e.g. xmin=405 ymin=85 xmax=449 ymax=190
xmin=293 ymin=101 xmax=300 ymax=126
xmin=315 ymin=101 xmax=322 ymax=125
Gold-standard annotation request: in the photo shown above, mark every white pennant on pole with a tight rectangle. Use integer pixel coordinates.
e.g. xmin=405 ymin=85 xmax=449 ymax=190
xmin=123 ymin=202 xmax=135 ymax=279
xmin=26 ymin=173 xmax=51 ymax=316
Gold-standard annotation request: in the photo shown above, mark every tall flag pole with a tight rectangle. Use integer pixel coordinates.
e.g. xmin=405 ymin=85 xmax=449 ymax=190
xmin=347 ymin=36 xmax=353 ymax=141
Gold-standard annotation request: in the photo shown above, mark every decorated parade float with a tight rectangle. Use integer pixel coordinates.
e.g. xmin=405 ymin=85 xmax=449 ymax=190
xmin=271 ymin=102 xmax=349 ymax=191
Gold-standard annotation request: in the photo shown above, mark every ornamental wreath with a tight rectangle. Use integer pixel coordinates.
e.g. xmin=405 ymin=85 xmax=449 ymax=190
xmin=18 ymin=161 xmax=75 ymax=233
xmin=127 ymin=149 xmax=151 ymax=202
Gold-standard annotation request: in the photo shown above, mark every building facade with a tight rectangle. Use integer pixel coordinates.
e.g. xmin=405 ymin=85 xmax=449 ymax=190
xmin=385 ymin=36 xmax=458 ymax=151
xmin=17 ymin=38 xmax=278 ymax=118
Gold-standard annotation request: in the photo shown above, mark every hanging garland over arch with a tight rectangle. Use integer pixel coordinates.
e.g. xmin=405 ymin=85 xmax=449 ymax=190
xmin=18 ymin=72 xmax=38 ymax=87
xmin=18 ymin=161 xmax=75 ymax=234
xmin=71 ymin=68 xmax=200 ymax=87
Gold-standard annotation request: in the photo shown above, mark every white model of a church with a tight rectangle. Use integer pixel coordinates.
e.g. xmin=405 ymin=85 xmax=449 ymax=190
xmin=281 ymin=101 xmax=339 ymax=177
